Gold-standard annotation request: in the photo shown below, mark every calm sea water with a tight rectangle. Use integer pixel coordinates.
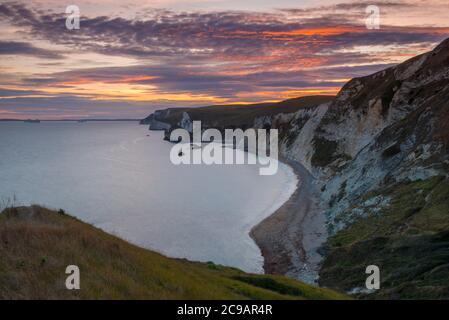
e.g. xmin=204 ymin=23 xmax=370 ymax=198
xmin=0 ymin=122 xmax=297 ymax=273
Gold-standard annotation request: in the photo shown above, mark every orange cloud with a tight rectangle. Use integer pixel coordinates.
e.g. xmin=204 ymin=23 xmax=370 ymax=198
xmin=262 ymin=26 xmax=362 ymax=37
xmin=57 ymin=75 xmax=157 ymax=86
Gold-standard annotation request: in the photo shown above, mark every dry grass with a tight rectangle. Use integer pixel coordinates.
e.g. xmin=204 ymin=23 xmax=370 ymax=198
xmin=0 ymin=206 xmax=347 ymax=300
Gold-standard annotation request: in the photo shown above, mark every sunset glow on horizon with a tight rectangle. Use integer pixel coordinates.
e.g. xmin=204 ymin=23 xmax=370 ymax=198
xmin=0 ymin=0 xmax=448 ymax=119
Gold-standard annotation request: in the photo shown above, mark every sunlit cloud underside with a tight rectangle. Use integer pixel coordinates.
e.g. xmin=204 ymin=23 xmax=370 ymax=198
xmin=0 ymin=0 xmax=448 ymax=119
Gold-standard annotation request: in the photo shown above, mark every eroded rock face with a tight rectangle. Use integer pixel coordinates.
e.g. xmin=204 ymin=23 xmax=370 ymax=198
xmin=251 ymin=39 xmax=449 ymax=235
xmin=254 ymin=103 xmax=330 ymax=172
xmin=317 ymin=39 xmax=449 ymax=233
xmin=178 ymin=112 xmax=193 ymax=133
xmin=143 ymin=109 xmax=173 ymax=130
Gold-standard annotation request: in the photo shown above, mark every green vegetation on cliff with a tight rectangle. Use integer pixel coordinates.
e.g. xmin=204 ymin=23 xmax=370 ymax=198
xmin=311 ymin=137 xmax=338 ymax=168
xmin=319 ymin=176 xmax=449 ymax=299
xmin=148 ymin=95 xmax=333 ymax=130
xmin=0 ymin=206 xmax=346 ymax=300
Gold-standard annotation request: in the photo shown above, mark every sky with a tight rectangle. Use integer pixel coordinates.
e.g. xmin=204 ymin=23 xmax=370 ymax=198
xmin=0 ymin=0 xmax=448 ymax=119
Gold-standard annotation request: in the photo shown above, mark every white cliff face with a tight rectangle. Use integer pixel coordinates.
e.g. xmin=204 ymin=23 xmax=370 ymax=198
xmin=254 ymin=103 xmax=329 ymax=172
xmin=147 ymin=109 xmax=173 ymax=130
xmin=318 ymin=99 xmax=386 ymax=159
xmin=251 ymin=39 xmax=449 ymax=234
xmin=394 ymin=53 xmax=429 ymax=81
xmin=178 ymin=112 xmax=193 ymax=132
xmin=150 ymin=120 xmax=171 ymax=131
xmin=284 ymin=104 xmax=329 ymax=172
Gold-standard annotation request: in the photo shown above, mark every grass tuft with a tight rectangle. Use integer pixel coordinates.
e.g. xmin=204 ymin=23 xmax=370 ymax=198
xmin=0 ymin=206 xmax=346 ymax=300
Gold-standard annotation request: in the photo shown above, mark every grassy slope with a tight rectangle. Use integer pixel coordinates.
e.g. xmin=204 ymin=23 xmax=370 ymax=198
xmin=0 ymin=206 xmax=346 ymax=300
xmin=319 ymin=176 xmax=449 ymax=299
xmin=158 ymin=96 xmax=334 ymax=129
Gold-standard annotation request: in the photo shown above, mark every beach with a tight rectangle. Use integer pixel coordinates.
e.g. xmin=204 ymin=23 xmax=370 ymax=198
xmin=250 ymin=158 xmax=328 ymax=284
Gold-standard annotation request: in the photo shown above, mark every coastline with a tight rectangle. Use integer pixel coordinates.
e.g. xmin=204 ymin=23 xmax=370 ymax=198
xmin=160 ymin=134 xmax=327 ymax=278
xmin=250 ymin=157 xmax=328 ymax=284
xmin=240 ymin=155 xmax=298 ymax=274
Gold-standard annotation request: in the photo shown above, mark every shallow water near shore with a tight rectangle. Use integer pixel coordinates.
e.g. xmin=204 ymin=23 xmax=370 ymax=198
xmin=0 ymin=121 xmax=297 ymax=273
